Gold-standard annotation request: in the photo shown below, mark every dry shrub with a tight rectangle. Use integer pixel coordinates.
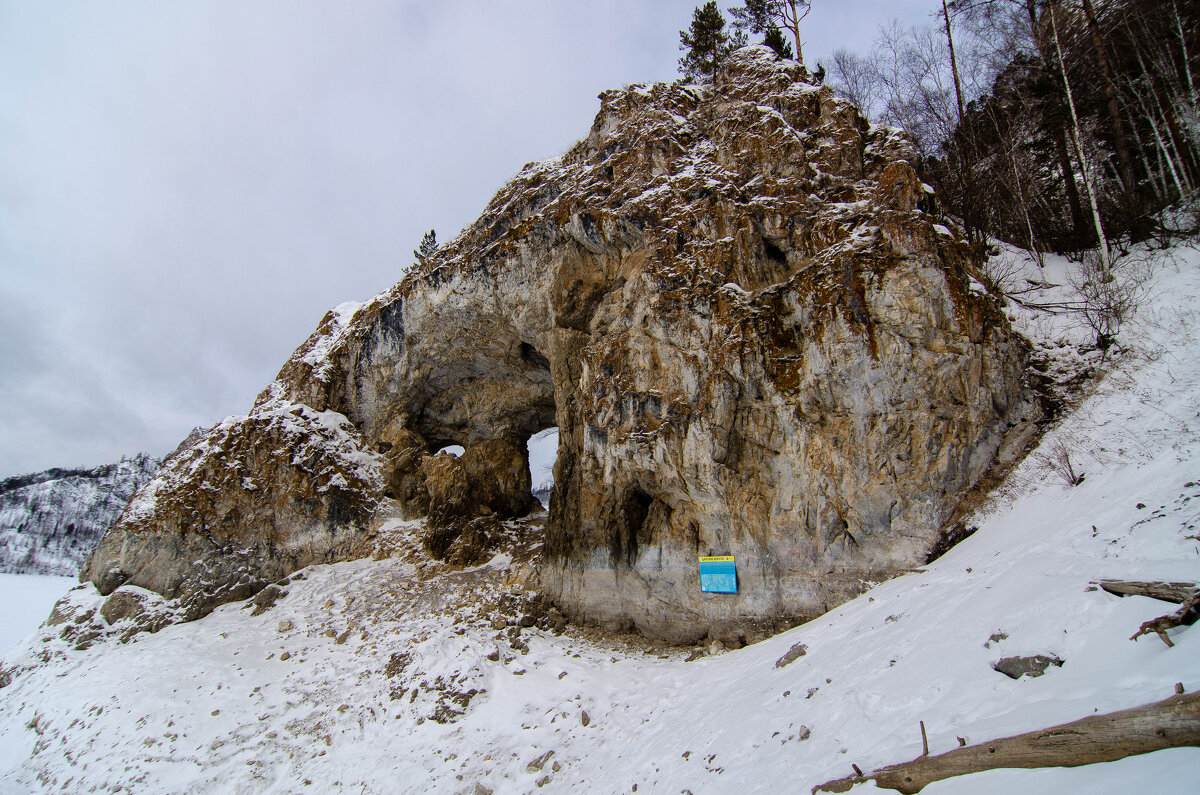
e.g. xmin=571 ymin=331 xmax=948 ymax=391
xmin=1038 ymin=436 xmax=1084 ymax=487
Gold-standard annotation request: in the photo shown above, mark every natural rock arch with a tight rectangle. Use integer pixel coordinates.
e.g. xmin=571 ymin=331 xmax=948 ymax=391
xmin=85 ymin=48 xmax=1035 ymax=644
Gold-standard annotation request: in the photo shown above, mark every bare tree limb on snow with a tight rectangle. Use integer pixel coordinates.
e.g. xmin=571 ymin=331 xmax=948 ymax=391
xmin=813 ymin=690 xmax=1200 ymax=795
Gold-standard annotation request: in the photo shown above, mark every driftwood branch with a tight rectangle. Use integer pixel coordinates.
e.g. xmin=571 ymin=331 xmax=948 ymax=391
xmin=1097 ymin=579 xmax=1199 ymax=604
xmin=1130 ymin=592 xmax=1200 ymax=648
xmin=813 ymin=690 xmax=1200 ymax=795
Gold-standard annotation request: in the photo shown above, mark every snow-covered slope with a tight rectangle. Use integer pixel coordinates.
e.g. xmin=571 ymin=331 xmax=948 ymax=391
xmin=0 ymin=454 xmax=159 ymax=576
xmin=1 ymin=242 xmax=1198 ymax=793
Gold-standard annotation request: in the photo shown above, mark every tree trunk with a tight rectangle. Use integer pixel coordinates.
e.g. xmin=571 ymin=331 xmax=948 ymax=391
xmin=1056 ymin=126 xmax=1087 ymax=238
xmin=1098 ymin=579 xmax=1199 ymax=603
xmin=786 ymin=0 xmax=805 ymax=66
xmin=814 ymin=690 xmax=1200 ymax=795
xmin=1080 ymin=0 xmax=1138 ymax=196
xmin=1049 ymin=0 xmax=1112 ymax=278
xmin=942 ymin=0 xmax=978 ymax=243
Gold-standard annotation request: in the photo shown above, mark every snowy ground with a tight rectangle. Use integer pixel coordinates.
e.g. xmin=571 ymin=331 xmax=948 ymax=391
xmin=1 ymin=241 xmax=1199 ymax=793
xmin=0 ymin=575 xmax=76 ymax=658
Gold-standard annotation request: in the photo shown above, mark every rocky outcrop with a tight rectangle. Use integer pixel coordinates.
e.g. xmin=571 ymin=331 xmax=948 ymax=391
xmin=83 ymin=47 xmax=1034 ymax=641
xmin=84 ymin=405 xmax=382 ymax=618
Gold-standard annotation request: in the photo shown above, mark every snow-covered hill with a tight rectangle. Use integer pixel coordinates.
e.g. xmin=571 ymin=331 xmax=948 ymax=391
xmin=0 ymin=454 xmax=159 ymax=576
xmin=0 ymin=241 xmax=1198 ymax=793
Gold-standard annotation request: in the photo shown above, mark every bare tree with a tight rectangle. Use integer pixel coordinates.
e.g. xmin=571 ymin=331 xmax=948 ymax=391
xmin=828 ymin=48 xmax=883 ymax=118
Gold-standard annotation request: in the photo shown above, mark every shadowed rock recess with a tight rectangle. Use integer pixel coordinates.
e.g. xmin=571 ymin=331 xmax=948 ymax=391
xmin=84 ymin=48 xmax=1034 ymax=643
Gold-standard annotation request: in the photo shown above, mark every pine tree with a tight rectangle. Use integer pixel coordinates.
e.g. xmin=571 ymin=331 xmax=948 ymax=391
xmin=763 ymin=27 xmax=795 ymax=59
xmin=413 ymin=229 xmax=438 ymax=268
xmin=679 ymin=2 xmax=732 ymax=83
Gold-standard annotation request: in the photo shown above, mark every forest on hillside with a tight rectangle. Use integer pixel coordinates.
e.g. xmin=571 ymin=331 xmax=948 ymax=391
xmin=681 ymin=0 xmax=1198 ymax=351
xmin=824 ymin=0 xmax=1199 ymax=255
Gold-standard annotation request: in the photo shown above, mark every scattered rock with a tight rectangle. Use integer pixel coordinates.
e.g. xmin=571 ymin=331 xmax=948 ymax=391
xmin=280 ymin=651 xmax=292 ymax=661
xmin=472 ymin=785 xmax=493 ymax=795
xmin=277 ymin=619 xmax=294 ymax=632
xmin=526 ymin=750 xmax=555 ymax=773
xmin=97 ymin=588 xmax=172 ymax=641
xmin=250 ymin=585 xmax=286 ymax=617
xmin=775 ymin=641 xmax=808 ymax=668
xmin=580 ymin=710 xmax=590 ymax=728
xmin=384 ymin=653 xmax=411 ymax=678
xmin=993 ymin=654 xmax=1064 ymax=679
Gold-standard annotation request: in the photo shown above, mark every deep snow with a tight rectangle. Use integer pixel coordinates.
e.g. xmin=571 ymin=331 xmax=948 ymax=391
xmin=1 ymin=241 xmax=1198 ymax=793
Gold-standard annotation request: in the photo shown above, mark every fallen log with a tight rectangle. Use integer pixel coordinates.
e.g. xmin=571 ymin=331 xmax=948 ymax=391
xmin=813 ymin=689 xmax=1200 ymax=794
xmin=1097 ymin=579 xmax=1199 ymax=604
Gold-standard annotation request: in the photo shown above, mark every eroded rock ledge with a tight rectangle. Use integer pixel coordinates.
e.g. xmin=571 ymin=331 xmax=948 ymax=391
xmin=83 ymin=47 xmax=1034 ymax=643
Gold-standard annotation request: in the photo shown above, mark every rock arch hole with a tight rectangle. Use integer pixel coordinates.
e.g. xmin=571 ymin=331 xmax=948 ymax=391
xmin=527 ymin=427 xmax=558 ymax=509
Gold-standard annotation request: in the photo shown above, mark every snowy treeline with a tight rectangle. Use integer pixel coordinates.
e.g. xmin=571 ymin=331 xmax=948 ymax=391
xmin=0 ymin=454 xmax=159 ymax=576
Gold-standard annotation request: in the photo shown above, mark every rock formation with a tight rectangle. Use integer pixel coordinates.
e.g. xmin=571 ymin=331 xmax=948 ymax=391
xmin=84 ymin=47 xmax=1034 ymax=643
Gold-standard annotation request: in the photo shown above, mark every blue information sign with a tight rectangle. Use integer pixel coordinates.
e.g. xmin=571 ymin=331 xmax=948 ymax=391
xmin=699 ymin=556 xmax=737 ymax=594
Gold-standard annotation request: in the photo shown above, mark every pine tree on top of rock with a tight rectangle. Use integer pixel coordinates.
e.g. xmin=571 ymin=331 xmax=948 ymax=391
xmin=679 ymin=2 xmax=733 ymax=84
xmin=763 ymin=26 xmax=795 ymax=60
xmin=413 ymin=229 xmax=437 ymax=268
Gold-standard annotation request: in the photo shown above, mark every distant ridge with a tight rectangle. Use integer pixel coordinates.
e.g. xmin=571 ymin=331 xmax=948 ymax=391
xmin=0 ymin=454 xmax=160 ymax=577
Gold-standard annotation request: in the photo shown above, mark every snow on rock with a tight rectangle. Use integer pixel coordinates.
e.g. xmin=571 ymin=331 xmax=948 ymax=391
xmin=2 ymin=241 xmax=1198 ymax=793
xmin=85 ymin=403 xmax=384 ymax=621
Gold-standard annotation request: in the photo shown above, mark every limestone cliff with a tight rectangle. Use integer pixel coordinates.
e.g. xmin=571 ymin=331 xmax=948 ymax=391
xmin=84 ymin=47 xmax=1034 ymax=643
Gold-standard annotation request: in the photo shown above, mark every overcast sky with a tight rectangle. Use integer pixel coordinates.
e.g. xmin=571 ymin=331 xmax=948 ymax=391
xmin=0 ymin=0 xmax=937 ymax=478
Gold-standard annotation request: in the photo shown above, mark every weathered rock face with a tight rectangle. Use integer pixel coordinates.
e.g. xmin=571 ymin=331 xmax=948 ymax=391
xmin=84 ymin=47 xmax=1033 ymax=641
xmin=84 ymin=404 xmax=382 ymax=618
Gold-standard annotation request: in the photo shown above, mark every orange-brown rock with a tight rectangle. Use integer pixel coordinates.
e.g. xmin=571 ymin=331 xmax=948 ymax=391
xmin=84 ymin=47 xmax=1035 ymax=641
